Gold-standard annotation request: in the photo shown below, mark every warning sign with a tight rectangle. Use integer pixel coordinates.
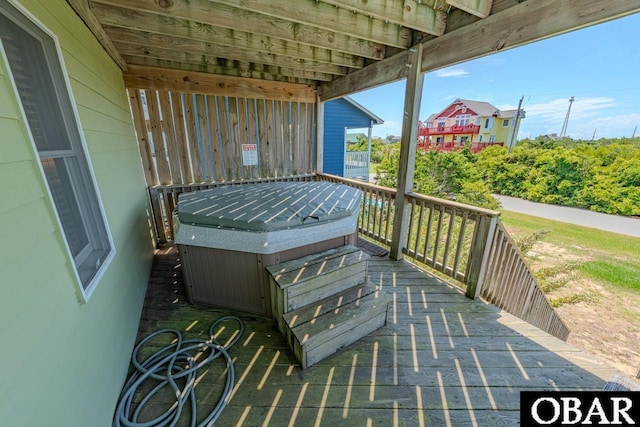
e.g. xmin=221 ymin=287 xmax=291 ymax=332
xmin=241 ymin=144 xmax=258 ymax=166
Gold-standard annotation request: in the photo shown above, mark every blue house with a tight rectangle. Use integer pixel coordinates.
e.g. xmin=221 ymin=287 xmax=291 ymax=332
xmin=323 ymin=97 xmax=383 ymax=181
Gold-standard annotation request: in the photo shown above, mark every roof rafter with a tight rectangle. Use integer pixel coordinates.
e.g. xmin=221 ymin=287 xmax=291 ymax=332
xmin=446 ymin=0 xmax=493 ymax=18
xmin=209 ymin=0 xmax=413 ymax=48
xmin=90 ymin=2 xmax=364 ymax=69
xmin=92 ymin=0 xmax=386 ymax=60
xmin=306 ymin=0 xmax=447 ymax=35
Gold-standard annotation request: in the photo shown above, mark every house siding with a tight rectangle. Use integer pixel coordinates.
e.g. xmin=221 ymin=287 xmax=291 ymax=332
xmin=323 ymin=98 xmax=374 ymax=176
xmin=0 ymin=1 xmax=153 ymax=426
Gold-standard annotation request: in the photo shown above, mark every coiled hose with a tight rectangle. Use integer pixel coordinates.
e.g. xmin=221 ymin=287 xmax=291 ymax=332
xmin=113 ymin=316 xmax=244 ymax=427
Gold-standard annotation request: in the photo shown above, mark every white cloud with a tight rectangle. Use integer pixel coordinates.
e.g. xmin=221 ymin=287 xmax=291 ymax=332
xmin=434 ymin=68 xmax=469 ymax=78
xmin=524 ymin=97 xmax=616 ymax=122
xmin=573 ymin=113 xmax=640 ymax=139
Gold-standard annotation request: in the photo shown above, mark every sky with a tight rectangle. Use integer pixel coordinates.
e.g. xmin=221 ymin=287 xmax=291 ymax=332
xmin=348 ymin=12 xmax=640 ymax=141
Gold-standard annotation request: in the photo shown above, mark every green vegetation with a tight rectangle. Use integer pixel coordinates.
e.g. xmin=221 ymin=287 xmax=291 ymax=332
xmin=578 ymin=260 xmax=640 ymax=292
xmin=500 ymin=211 xmax=640 ymax=295
xmin=476 ymin=137 xmax=640 ymax=216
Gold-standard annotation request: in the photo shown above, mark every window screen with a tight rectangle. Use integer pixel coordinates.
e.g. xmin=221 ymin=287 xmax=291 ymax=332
xmin=0 ymin=3 xmax=113 ymax=296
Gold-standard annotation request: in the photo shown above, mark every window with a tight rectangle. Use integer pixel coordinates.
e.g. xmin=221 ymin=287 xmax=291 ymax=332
xmin=489 ymin=135 xmax=496 ymax=143
xmin=0 ymin=2 xmax=113 ymax=300
xmin=484 ymin=118 xmax=494 ymax=129
xmin=437 ymin=119 xmax=446 ymax=128
xmin=503 ymin=119 xmax=510 ymax=127
xmin=455 ymin=114 xmax=470 ymax=126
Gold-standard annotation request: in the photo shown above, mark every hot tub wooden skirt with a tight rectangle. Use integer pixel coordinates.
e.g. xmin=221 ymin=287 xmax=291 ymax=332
xmin=177 ymin=234 xmax=356 ymax=318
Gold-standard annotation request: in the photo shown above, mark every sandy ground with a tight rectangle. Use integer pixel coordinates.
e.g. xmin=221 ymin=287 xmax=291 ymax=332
xmin=527 ymin=241 xmax=640 ymax=378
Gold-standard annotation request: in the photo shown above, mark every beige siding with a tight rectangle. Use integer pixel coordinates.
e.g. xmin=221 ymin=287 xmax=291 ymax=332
xmin=0 ymin=1 xmax=153 ymax=425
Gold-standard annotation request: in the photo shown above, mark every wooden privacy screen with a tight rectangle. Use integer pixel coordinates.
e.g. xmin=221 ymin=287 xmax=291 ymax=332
xmin=128 ymin=88 xmax=316 ymax=186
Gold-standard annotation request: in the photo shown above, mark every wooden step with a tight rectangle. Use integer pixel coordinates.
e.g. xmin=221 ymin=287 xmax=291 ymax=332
xmin=282 ymin=280 xmax=379 ymax=331
xmin=288 ymin=291 xmax=390 ymax=369
xmin=267 ymin=245 xmax=370 ymax=317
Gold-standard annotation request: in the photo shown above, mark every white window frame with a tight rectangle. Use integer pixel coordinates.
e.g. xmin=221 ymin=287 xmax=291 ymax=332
xmin=502 ymin=119 xmax=510 ymax=127
xmin=0 ymin=0 xmax=115 ymax=302
xmin=455 ymin=114 xmax=470 ymax=126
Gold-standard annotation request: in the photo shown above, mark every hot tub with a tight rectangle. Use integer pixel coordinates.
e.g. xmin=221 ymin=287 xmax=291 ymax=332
xmin=173 ymin=181 xmax=362 ymax=317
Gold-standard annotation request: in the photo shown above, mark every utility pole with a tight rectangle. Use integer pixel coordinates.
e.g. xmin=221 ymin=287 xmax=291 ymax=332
xmin=508 ymin=96 xmax=524 ymax=153
xmin=560 ymin=96 xmax=575 ymax=138
xmin=632 ymin=125 xmax=637 ymax=139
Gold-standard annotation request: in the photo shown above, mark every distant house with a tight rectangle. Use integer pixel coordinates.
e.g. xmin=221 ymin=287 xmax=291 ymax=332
xmin=323 ymin=97 xmax=383 ymax=181
xmin=419 ymin=98 xmax=525 ymax=153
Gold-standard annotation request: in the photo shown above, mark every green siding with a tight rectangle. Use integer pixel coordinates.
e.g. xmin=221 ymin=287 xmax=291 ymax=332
xmin=0 ymin=1 xmax=153 ymax=426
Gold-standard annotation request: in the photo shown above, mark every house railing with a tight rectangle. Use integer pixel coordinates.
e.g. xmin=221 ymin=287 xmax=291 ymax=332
xmin=344 ymin=151 xmax=370 ymax=180
xmin=419 ymin=124 xmax=480 ymax=135
xmin=318 ymin=173 xmax=569 ymax=341
xmin=147 ymin=173 xmax=569 ymax=341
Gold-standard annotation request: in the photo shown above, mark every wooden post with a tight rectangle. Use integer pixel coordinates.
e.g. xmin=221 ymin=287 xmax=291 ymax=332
xmin=316 ymin=94 xmax=324 ymax=174
xmin=465 ymin=214 xmax=499 ymax=299
xmin=390 ymin=46 xmax=424 ymax=260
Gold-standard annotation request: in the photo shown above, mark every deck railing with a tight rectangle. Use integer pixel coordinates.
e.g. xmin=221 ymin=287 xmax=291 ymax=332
xmin=344 ymin=151 xmax=370 ymax=180
xmin=480 ymin=222 xmax=570 ymax=340
xmin=147 ymin=173 xmax=569 ymax=341
xmin=318 ymin=173 xmax=570 ymax=341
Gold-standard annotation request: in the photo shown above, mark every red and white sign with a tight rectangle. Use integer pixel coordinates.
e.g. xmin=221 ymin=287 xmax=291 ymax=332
xmin=241 ymin=144 xmax=258 ymax=166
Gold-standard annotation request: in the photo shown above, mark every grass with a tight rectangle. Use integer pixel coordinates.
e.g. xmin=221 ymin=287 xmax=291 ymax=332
xmin=499 ymin=210 xmax=640 ymax=263
xmin=499 ymin=210 xmax=640 ymax=293
xmin=578 ymin=260 xmax=640 ymax=292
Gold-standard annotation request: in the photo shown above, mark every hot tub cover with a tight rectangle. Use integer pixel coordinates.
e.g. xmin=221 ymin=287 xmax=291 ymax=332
xmin=177 ymin=181 xmax=362 ymax=232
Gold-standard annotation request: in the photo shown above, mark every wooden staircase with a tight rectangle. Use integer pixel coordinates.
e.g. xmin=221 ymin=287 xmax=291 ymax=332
xmin=267 ymin=245 xmax=390 ymax=369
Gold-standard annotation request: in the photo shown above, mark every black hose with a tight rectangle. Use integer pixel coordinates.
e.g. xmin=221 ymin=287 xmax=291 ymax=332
xmin=113 ymin=316 xmax=244 ymax=427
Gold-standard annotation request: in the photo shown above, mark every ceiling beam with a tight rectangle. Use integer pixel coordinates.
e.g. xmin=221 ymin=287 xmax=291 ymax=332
xmin=92 ymin=0 xmax=386 ymax=60
xmin=123 ymin=65 xmax=317 ymax=103
xmin=446 ymin=0 xmax=493 ymax=18
xmin=122 ymin=56 xmax=323 ymax=85
xmin=321 ymin=0 xmax=640 ymax=100
xmin=294 ymin=0 xmax=446 ymax=36
xmin=65 ymin=0 xmax=127 ymax=69
xmin=209 ymin=0 xmax=412 ymax=48
xmin=107 ymin=27 xmax=347 ymax=75
xmin=91 ymin=2 xmax=364 ymax=69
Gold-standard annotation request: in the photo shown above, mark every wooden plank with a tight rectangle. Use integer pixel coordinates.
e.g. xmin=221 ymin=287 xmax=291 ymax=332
xmin=182 ymin=94 xmax=203 ymax=182
xmin=315 ymin=99 xmax=324 ymax=174
xmin=237 ymin=98 xmax=250 ymax=178
xmin=206 ymin=95 xmax=224 ymax=181
xmin=290 ymin=102 xmax=300 ymax=175
xmin=194 ymin=94 xmax=212 ymax=182
xmin=389 ymin=47 xmax=424 ymax=260
xmin=127 ymin=88 xmax=156 ymax=186
xmin=157 ymin=91 xmax=182 ymax=183
xmin=256 ymin=99 xmax=269 ymax=177
xmin=228 ymin=98 xmax=243 ymax=180
xmin=307 ymin=102 xmax=315 ymax=174
xmin=282 ymin=102 xmax=292 ymax=176
xmin=109 ymin=29 xmax=348 ymax=76
xmin=91 ymin=2 xmax=365 ymax=68
xmin=93 ymin=0 xmax=386 ymax=59
xmin=123 ymin=65 xmax=317 ymax=103
xmin=265 ymin=100 xmax=276 ymax=176
xmin=323 ymin=0 xmax=447 ymax=35
xmin=273 ymin=101 xmax=284 ymax=176
xmin=65 ymin=0 xmax=127 ymax=69
xmin=145 ymin=90 xmax=171 ymax=184
xmin=210 ymin=0 xmax=412 ymax=48
xmin=122 ymin=55 xmax=329 ymax=84
xmin=169 ymin=92 xmax=193 ymax=183
xmin=216 ymin=96 xmax=233 ymax=181
xmin=446 ymin=0 xmax=493 ymax=18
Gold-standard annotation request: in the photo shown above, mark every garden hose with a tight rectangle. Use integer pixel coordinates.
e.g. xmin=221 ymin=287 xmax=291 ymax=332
xmin=113 ymin=316 xmax=244 ymax=427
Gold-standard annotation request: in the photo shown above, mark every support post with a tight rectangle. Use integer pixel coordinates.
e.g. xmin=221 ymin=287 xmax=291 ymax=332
xmin=316 ymin=93 xmax=324 ymax=174
xmin=390 ymin=46 xmax=424 ymax=260
xmin=465 ymin=214 xmax=499 ymax=299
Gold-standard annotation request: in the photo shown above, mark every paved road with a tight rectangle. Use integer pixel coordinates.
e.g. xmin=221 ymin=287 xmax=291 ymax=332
xmin=496 ymin=195 xmax=640 ymax=238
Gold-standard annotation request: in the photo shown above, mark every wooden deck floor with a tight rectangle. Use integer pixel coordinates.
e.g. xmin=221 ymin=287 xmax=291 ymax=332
xmin=129 ymin=243 xmax=621 ymax=426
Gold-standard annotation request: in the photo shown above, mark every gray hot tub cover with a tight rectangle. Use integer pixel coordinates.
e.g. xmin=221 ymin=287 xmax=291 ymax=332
xmin=177 ymin=181 xmax=362 ymax=232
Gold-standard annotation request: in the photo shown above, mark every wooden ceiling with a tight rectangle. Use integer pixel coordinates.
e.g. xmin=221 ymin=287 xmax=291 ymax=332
xmin=67 ymin=0 xmax=640 ymax=101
